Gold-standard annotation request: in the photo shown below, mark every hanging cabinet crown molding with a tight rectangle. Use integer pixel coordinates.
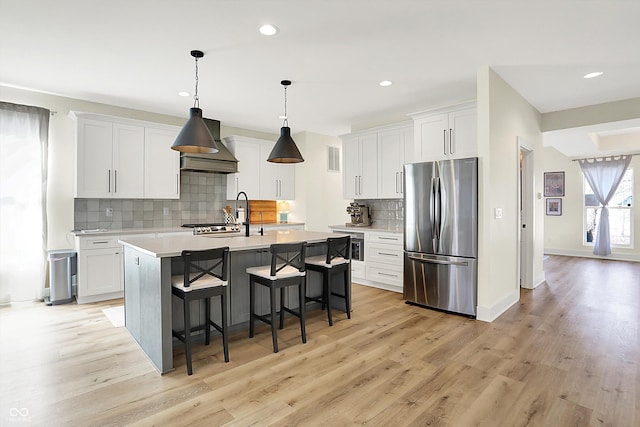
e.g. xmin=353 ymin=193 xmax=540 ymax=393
xmin=71 ymin=112 xmax=180 ymax=199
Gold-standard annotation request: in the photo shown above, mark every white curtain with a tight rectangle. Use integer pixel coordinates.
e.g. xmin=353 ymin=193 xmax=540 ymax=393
xmin=579 ymin=156 xmax=632 ymax=256
xmin=0 ymin=102 xmax=49 ymax=303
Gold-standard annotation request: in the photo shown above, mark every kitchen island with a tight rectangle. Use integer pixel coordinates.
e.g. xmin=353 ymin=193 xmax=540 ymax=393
xmin=119 ymin=230 xmax=340 ymax=374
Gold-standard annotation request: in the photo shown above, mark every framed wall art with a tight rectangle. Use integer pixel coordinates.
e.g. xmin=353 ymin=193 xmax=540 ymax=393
xmin=544 ymin=171 xmax=565 ymax=197
xmin=546 ymin=198 xmax=562 ymax=216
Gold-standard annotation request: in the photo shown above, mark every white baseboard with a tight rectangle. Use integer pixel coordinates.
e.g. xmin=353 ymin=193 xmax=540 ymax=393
xmin=544 ymin=248 xmax=639 ymax=263
xmin=352 ymin=279 xmax=402 ymax=293
xmin=476 ymin=288 xmax=519 ymax=323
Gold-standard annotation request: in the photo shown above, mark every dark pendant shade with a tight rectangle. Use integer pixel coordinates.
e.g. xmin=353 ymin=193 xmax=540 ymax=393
xmin=267 ymin=126 xmax=304 ymax=163
xmin=171 ymin=107 xmax=219 ymax=153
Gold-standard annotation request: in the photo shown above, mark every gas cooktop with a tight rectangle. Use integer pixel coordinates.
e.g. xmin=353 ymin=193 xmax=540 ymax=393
xmin=181 ymin=223 xmax=241 ymax=235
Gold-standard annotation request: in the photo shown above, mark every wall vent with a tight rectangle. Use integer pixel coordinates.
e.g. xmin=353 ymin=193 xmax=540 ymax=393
xmin=327 ymin=146 xmax=340 ymax=172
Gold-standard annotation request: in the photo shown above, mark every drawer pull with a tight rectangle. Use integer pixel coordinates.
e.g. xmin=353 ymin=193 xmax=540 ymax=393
xmin=92 ymin=241 xmax=110 ymax=244
xmin=378 ymin=252 xmax=399 ymax=257
xmin=378 ymin=272 xmax=398 ymax=278
xmin=378 ymin=236 xmax=399 ymax=241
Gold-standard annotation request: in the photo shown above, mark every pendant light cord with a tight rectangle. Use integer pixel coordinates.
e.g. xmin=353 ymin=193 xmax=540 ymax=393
xmin=193 ymin=56 xmax=200 ymax=109
xmin=282 ymin=85 xmax=288 ymax=127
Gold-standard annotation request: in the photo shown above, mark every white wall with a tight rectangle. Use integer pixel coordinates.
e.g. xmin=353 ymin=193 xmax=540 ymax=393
xmin=292 ymin=131 xmax=346 ymax=231
xmin=543 ymin=147 xmax=640 ymax=261
xmin=476 ymin=67 xmax=545 ymax=322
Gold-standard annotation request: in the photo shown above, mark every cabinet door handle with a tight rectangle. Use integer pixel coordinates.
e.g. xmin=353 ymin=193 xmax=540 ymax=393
xmin=449 ymin=128 xmax=453 ymax=154
xmin=378 ymin=272 xmax=399 ymax=278
xmin=400 ymin=171 xmax=404 ymax=193
xmin=114 ymin=170 xmax=117 ymax=193
xmin=395 ymin=172 xmax=399 ymax=193
xmin=354 ymin=176 xmax=358 ymax=195
xmin=108 ymin=170 xmax=111 ymax=193
xmin=443 ymin=130 xmax=447 ymax=155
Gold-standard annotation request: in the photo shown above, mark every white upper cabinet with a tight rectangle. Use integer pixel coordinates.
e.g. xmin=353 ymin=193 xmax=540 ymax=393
xmin=412 ymin=102 xmax=477 ymax=162
xmin=342 ymin=133 xmax=377 ymax=199
xmin=144 ymin=127 xmax=180 ymax=199
xmin=224 ymin=135 xmax=295 ymax=201
xmin=377 ymin=123 xmax=413 ymax=199
xmin=73 ymin=112 xmax=181 ymax=199
xmin=76 ymin=118 xmax=144 ymax=198
xmin=260 ymin=141 xmax=295 ymax=200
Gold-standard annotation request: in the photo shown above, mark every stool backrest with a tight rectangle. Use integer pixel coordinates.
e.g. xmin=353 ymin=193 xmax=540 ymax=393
xmin=269 ymin=242 xmax=306 ymax=276
xmin=181 ymin=247 xmax=229 ymax=287
xmin=325 ymin=235 xmax=351 ymax=264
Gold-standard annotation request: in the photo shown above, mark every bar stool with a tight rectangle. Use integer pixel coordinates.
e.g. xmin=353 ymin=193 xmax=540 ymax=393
xmin=246 ymin=242 xmax=307 ymax=353
xmin=171 ymin=247 xmax=230 ymax=375
xmin=305 ymin=235 xmax=351 ymax=326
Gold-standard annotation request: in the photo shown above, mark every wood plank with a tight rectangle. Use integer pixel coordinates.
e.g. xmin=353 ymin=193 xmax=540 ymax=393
xmin=0 ymin=256 xmax=638 ymax=426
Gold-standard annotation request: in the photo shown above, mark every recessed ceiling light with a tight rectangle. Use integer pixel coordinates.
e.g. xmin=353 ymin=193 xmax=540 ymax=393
xmin=259 ymin=24 xmax=279 ymax=36
xmin=178 ymin=91 xmax=190 ymax=97
xmin=584 ymin=72 xmax=603 ymax=79
xmin=379 ymin=80 xmax=393 ymax=87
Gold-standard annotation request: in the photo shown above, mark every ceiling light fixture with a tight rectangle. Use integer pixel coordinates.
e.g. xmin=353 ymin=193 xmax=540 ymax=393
xmin=379 ymin=80 xmax=393 ymax=87
xmin=171 ymin=50 xmax=219 ymax=153
xmin=584 ymin=71 xmax=603 ymax=79
xmin=267 ymin=80 xmax=304 ymax=163
xmin=259 ymin=24 xmax=279 ymax=36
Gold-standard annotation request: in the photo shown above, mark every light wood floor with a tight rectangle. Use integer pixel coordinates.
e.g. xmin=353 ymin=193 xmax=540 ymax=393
xmin=1 ymin=255 xmax=638 ymax=426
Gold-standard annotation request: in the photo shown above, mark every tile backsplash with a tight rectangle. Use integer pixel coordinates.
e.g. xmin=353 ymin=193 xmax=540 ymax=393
xmin=74 ymin=172 xmax=230 ymax=230
xmin=356 ymin=198 xmax=404 ymax=229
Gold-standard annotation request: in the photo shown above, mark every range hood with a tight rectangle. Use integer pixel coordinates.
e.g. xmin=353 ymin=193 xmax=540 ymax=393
xmin=179 ymin=118 xmax=239 ymax=173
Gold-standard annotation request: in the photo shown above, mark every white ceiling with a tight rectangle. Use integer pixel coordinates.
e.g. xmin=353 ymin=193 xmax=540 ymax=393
xmin=2 ymin=0 xmax=640 ymax=154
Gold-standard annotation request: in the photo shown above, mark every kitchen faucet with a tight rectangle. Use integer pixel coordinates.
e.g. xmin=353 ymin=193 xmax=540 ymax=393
xmin=235 ymin=191 xmax=250 ymax=237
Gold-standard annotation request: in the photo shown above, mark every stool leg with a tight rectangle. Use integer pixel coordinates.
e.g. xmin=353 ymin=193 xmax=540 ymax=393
xmin=249 ymin=276 xmax=255 ymax=338
xmin=270 ymin=285 xmax=279 ymax=353
xmin=204 ymin=297 xmax=211 ymax=345
xmin=299 ymin=276 xmax=307 ymax=343
xmin=345 ymin=268 xmax=351 ymax=319
xmin=221 ymin=291 xmax=229 ymax=362
xmin=325 ymin=270 xmax=333 ymax=326
xmin=279 ymin=287 xmax=285 ymax=329
xmin=184 ymin=297 xmax=193 ymax=375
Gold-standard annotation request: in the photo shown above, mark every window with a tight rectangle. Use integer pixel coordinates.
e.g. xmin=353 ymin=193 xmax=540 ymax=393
xmin=584 ymin=168 xmax=633 ymax=246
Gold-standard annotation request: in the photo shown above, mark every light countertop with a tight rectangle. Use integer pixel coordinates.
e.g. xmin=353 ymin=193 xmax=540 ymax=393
xmin=72 ymin=222 xmax=305 ymax=237
xmin=119 ymin=229 xmax=341 ymax=258
xmin=329 ymin=224 xmax=403 ymax=234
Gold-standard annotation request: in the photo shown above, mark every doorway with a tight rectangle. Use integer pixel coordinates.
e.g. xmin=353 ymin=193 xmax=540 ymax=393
xmin=518 ymin=139 xmax=535 ymax=289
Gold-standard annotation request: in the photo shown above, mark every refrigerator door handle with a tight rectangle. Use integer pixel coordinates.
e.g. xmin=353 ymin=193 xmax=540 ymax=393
xmin=407 ymin=254 xmax=469 ymax=267
xmin=430 ymin=177 xmax=437 ymax=249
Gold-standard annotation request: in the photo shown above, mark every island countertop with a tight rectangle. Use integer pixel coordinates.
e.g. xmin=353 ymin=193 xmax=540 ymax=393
xmin=119 ymin=229 xmax=344 ymax=258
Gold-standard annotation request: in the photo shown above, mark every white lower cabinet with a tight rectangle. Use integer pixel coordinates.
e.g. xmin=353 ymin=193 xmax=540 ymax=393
xmin=332 ymin=228 xmax=403 ymax=293
xmin=75 ymin=232 xmax=160 ymax=303
xmin=365 ymin=232 xmax=403 ymax=291
xmin=76 ymin=236 xmax=123 ymax=304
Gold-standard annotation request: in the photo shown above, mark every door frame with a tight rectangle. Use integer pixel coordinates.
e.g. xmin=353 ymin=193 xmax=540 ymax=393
xmin=518 ymin=138 xmax=535 ymax=289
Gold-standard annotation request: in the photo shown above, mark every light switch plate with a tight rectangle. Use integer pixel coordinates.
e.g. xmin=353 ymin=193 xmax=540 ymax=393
xmin=163 ymin=207 xmax=169 ymax=216
xmin=106 ymin=207 xmax=113 ymax=217
xmin=494 ymin=208 xmax=503 ymax=219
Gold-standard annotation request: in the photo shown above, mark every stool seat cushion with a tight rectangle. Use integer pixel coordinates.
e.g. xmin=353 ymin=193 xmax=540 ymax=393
xmin=305 ymin=255 xmax=349 ymax=268
xmin=246 ymin=264 xmax=306 ymax=280
xmin=171 ymin=274 xmax=227 ymax=291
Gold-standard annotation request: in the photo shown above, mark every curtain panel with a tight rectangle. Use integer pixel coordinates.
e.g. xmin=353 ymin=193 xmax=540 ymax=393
xmin=579 ymin=156 xmax=632 ymax=256
xmin=0 ymin=102 xmax=49 ymax=302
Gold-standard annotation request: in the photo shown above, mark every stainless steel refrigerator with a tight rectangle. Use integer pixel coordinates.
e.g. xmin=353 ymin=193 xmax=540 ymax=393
xmin=403 ymin=157 xmax=478 ymax=317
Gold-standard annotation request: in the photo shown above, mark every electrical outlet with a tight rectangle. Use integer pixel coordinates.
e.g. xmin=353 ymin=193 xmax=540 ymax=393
xmin=106 ymin=207 xmax=113 ymax=217
xmin=494 ymin=208 xmax=503 ymax=219
xmin=163 ymin=207 xmax=169 ymax=216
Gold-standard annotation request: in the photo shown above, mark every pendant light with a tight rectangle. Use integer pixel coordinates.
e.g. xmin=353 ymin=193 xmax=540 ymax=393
xmin=267 ymin=80 xmax=304 ymax=163
xmin=171 ymin=50 xmax=219 ymax=153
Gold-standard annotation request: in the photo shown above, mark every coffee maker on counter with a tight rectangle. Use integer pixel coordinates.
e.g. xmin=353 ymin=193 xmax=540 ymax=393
xmin=346 ymin=202 xmax=371 ymax=227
